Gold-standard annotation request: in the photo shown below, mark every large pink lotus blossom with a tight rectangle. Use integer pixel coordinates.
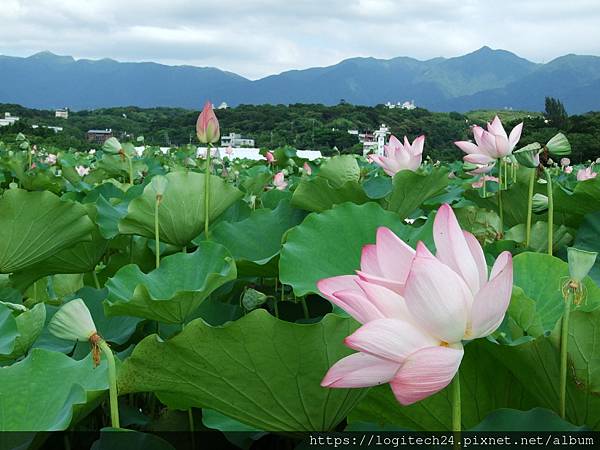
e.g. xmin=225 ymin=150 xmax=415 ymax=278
xmin=266 ymin=151 xmax=276 ymax=164
xmin=196 ymin=101 xmax=220 ymax=144
xmin=273 ymin=171 xmax=288 ymax=190
xmin=577 ymin=167 xmax=597 ymax=181
xmin=318 ymin=204 xmax=512 ymax=405
xmin=370 ymin=135 xmax=424 ymax=176
xmin=455 ymin=116 xmax=523 ymax=166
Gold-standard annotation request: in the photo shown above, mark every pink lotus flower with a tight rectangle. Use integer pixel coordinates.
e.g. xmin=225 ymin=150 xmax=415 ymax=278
xmin=455 ymin=116 xmax=523 ymax=166
xmin=266 ymin=151 xmax=276 ymax=164
xmin=369 ymin=135 xmax=424 ymax=176
xmin=577 ymin=167 xmax=597 ymax=181
xmin=471 ymin=175 xmax=499 ymax=189
xmin=564 ymin=166 xmax=573 ymax=174
xmin=196 ymin=101 xmax=220 ymax=144
xmin=318 ymin=204 xmax=513 ymax=405
xmin=45 ymin=154 xmax=57 ymax=165
xmin=225 ymin=146 xmax=234 ymax=156
xmin=560 ymin=158 xmax=570 ymax=167
xmin=76 ymin=165 xmax=90 ymax=177
xmin=303 ymin=162 xmax=312 ymax=175
xmin=273 ymin=171 xmax=288 ymax=190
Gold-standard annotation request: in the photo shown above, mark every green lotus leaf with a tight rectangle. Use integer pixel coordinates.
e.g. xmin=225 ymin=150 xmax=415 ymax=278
xmin=0 ymin=189 xmax=94 ymax=273
xmin=318 ymin=155 xmax=360 ymax=188
xmin=574 ymin=211 xmax=600 ymax=285
xmin=348 ymin=339 xmax=537 ymax=431
xmin=493 ymin=309 xmax=600 ymax=430
xmin=119 ymin=171 xmax=243 ymax=246
xmin=291 ymin=177 xmax=370 ymax=212
xmin=210 ymin=199 xmax=305 ymax=275
xmin=118 ymin=310 xmax=366 ymax=431
xmin=554 ymin=176 xmax=600 ymax=228
xmin=0 ymin=302 xmax=45 ymax=362
xmin=280 ymin=202 xmax=430 ymax=297
xmin=513 ymin=252 xmax=600 ymax=332
xmin=505 ymin=222 xmax=574 ymax=253
xmin=0 ymin=303 xmax=19 ymax=356
xmin=91 ymin=429 xmax=176 ymax=450
xmin=104 ymin=242 xmax=237 ymax=323
xmin=388 ymin=167 xmax=449 ymax=219
xmin=0 ymin=349 xmax=108 ymax=431
xmin=455 ymin=206 xmax=502 ymax=245
xmin=470 ymin=408 xmax=584 ymax=431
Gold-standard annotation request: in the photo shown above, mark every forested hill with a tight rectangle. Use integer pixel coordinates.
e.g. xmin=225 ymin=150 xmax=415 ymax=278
xmin=1 ymin=103 xmax=599 ymax=162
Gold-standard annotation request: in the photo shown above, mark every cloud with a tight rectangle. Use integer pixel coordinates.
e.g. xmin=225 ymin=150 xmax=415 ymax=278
xmin=0 ymin=0 xmax=599 ymax=78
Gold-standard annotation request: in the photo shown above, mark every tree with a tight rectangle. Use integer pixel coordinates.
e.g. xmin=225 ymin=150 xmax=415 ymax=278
xmin=544 ymin=97 xmax=569 ymax=130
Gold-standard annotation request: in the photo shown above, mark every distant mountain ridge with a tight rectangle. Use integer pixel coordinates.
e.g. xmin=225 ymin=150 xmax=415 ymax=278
xmin=1 ymin=47 xmax=599 ymax=113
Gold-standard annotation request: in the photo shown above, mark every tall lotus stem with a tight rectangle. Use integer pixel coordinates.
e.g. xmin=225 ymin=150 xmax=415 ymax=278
xmin=497 ymin=186 xmax=504 ymax=233
xmin=544 ymin=168 xmax=554 ymax=256
xmin=98 ymin=339 xmax=120 ymax=428
xmin=204 ymin=143 xmax=212 ymax=238
xmin=482 ymin=177 xmax=486 ymax=198
xmin=525 ymin=168 xmax=536 ymax=247
xmin=559 ymin=289 xmax=572 ymax=420
xmin=127 ymin=156 xmax=134 ymax=185
xmin=451 ymin=372 xmax=461 ymax=449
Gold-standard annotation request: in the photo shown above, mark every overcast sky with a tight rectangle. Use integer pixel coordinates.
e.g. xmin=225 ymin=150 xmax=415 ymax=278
xmin=1 ymin=0 xmax=599 ymax=79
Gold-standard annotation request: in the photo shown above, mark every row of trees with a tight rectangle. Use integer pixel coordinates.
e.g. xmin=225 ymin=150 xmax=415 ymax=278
xmin=0 ymin=100 xmax=598 ymax=162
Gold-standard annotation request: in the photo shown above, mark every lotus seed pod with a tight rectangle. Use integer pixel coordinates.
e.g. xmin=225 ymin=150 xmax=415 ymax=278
xmin=48 ymin=299 xmax=97 ymax=342
xmin=567 ymin=248 xmax=598 ymax=283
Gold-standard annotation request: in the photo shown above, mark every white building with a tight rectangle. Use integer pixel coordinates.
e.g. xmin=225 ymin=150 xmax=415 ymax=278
xmin=31 ymin=125 xmax=63 ymax=133
xmin=217 ymin=102 xmax=228 ymax=110
xmin=385 ymin=100 xmax=416 ymax=110
xmin=55 ymin=108 xmax=69 ymax=119
xmin=360 ymin=124 xmax=390 ymax=156
xmin=196 ymin=147 xmax=323 ymax=161
xmin=0 ymin=112 xmax=19 ymax=127
xmin=220 ymin=132 xmax=255 ymax=148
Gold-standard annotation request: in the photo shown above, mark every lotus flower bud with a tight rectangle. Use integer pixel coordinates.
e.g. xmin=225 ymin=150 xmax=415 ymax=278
xmin=567 ymin=248 xmax=597 ymax=283
xmin=150 ymin=175 xmax=168 ymax=200
xmin=196 ymin=101 xmax=220 ymax=144
xmin=48 ymin=299 xmax=97 ymax=342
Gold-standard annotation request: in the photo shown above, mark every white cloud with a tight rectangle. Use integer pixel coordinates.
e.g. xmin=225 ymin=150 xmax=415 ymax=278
xmin=0 ymin=0 xmax=599 ymax=78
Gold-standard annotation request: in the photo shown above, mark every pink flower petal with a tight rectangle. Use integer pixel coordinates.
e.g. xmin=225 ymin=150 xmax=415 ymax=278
xmin=469 ymin=251 xmax=513 ymax=338
xmin=434 ymin=204 xmax=483 ymax=294
xmin=454 ymin=141 xmax=479 ymax=155
xmin=356 ymin=271 xmax=406 ymax=294
xmin=464 ymin=153 xmax=495 ymax=165
xmin=389 ymin=345 xmax=463 ymax=405
xmin=462 ymin=231 xmax=488 ymax=290
xmin=321 ymin=352 xmax=400 ymax=388
xmin=404 ymin=245 xmax=471 ymax=343
xmin=508 ymin=123 xmax=523 ymax=150
xmin=411 ymin=135 xmax=425 ymax=155
xmin=488 ymin=116 xmax=507 ymax=139
xmin=356 ymin=280 xmax=413 ymax=322
xmin=360 ymin=244 xmax=381 ymax=275
xmin=375 ymin=227 xmax=415 ymax=284
xmin=344 ymin=318 xmax=440 ymax=362
xmin=494 ymin=134 xmax=510 ymax=158
xmin=317 ymin=275 xmax=362 ymax=302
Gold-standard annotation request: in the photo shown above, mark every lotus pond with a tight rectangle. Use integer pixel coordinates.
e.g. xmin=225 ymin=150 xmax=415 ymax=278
xmin=1 ymin=106 xmax=600 ymax=449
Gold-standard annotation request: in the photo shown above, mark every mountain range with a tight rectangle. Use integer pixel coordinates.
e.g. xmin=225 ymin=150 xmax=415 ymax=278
xmin=1 ymin=47 xmax=599 ymax=113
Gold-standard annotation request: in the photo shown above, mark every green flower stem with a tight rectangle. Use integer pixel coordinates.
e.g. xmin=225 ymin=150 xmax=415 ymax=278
xmin=127 ymin=156 xmax=134 ymax=185
xmin=497 ymin=186 xmax=504 ymax=233
xmin=560 ymin=289 xmax=573 ymax=419
xmin=451 ymin=372 xmax=461 ymax=449
xmin=98 ymin=340 xmax=120 ymax=428
xmin=188 ymin=408 xmax=196 ymax=448
xmin=525 ymin=168 xmax=536 ymax=247
xmin=482 ymin=177 xmax=486 ymax=198
xmin=91 ymin=271 xmax=101 ymax=289
xmin=544 ymin=168 xmax=554 ymax=256
xmin=204 ymin=143 xmax=212 ymax=239
xmin=300 ymin=297 xmax=310 ymax=320
xmin=154 ymin=196 xmax=161 ymax=269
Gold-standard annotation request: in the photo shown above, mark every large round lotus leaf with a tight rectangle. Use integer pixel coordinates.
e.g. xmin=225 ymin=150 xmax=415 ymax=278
xmin=574 ymin=211 xmax=600 ymax=285
xmin=10 ymin=205 xmax=109 ymax=291
xmin=280 ymin=202 xmax=431 ymax=297
xmin=0 ymin=349 xmax=108 ymax=431
xmin=119 ymin=171 xmax=243 ymax=246
xmin=210 ymin=199 xmax=305 ymax=274
xmin=118 ymin=310 xmax=366 ymax=431
xmin=513 ymin=252 xmax=600 ymax=332
xmin=104 ymin=242 xmax=237 ymax=323
xmin=291 ymin=177 xmax=370 ymax=212
xmin=554 ymin=177 xmax=600 ymax=228
xmin=348 ymin=339 xmax=537 ymax=431
xmin=493 ymin=309 xmax=600 ymax=430
xmin=0 ymin=302 xmax=45 ymax=362
xmin=470 ymin=408 xmax=585 ymax=431
xmin=505 ymin=222 xmax=574 ymax=253
xmin=388 ymin=167 xmax=449 ymax=219
xmin=318 ymin=155 xmax=360 ymax=188
xmin=0 ymin=189 xmax=94 ymax=273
